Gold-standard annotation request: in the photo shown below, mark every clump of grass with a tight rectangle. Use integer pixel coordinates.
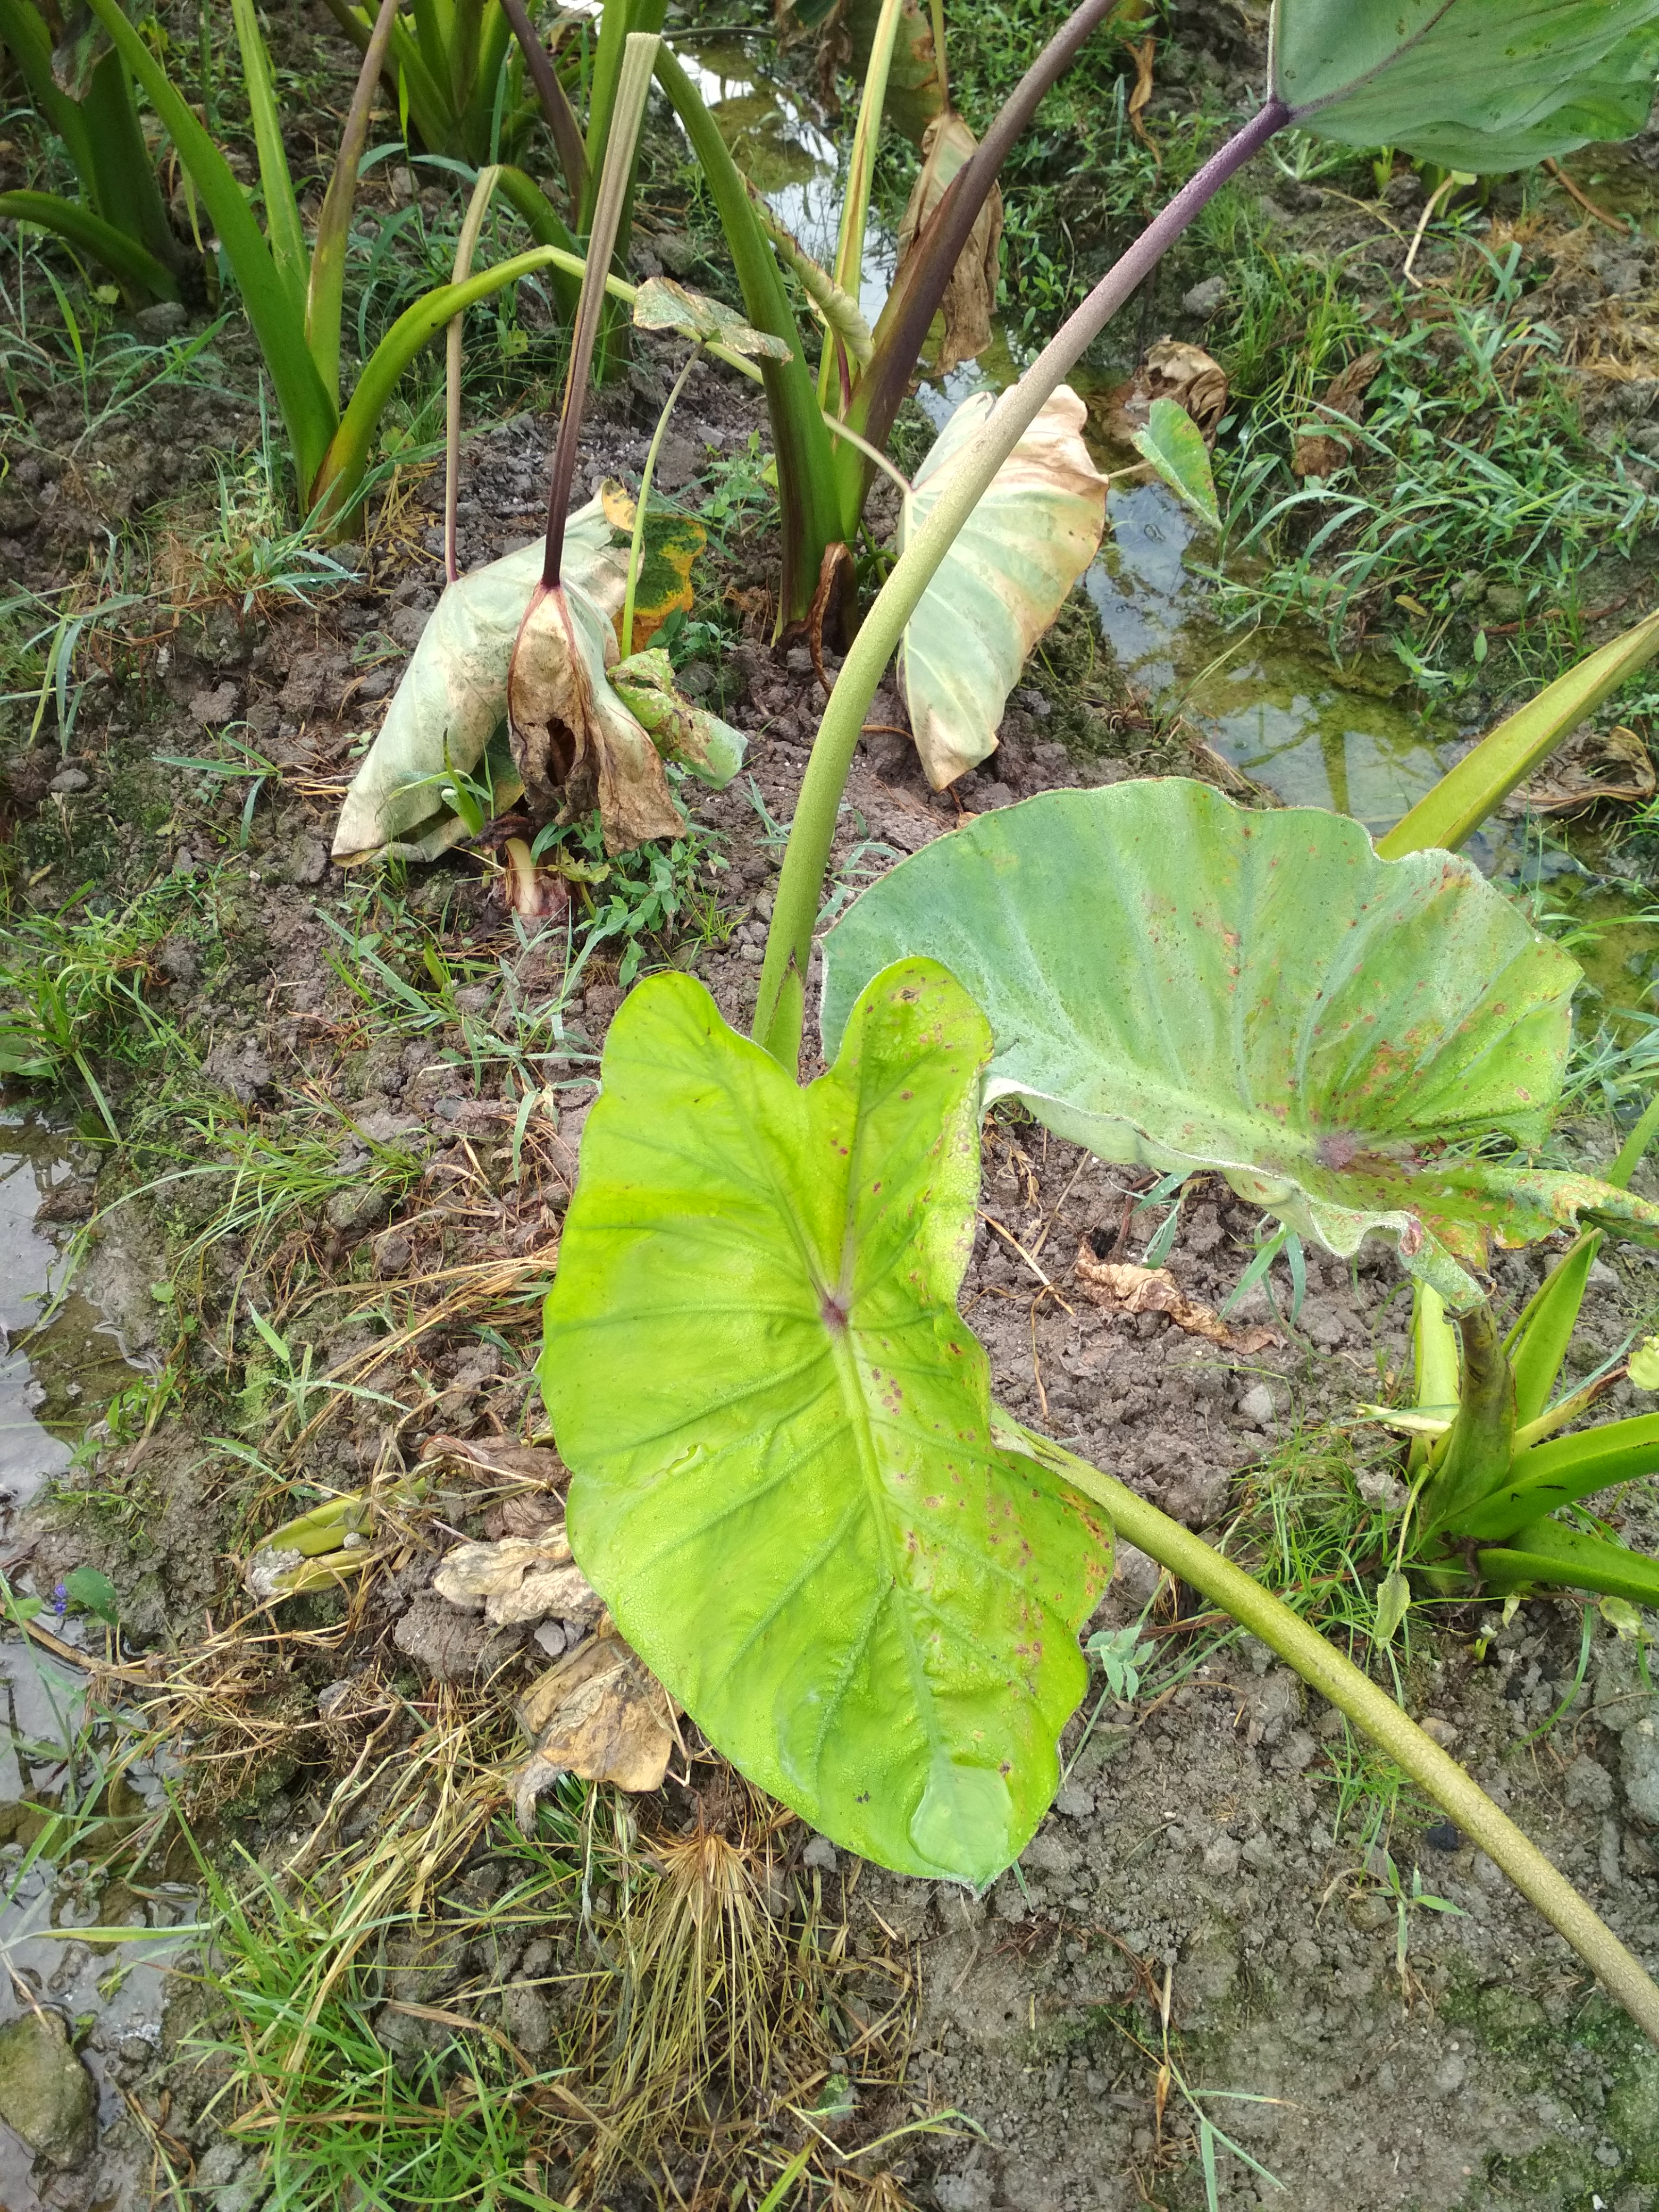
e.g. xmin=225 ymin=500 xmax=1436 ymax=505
xmin=0 ymin=877 xmax=204 ymax=1135
xmin=1214 ymin=224 xmax=1653 ymax=696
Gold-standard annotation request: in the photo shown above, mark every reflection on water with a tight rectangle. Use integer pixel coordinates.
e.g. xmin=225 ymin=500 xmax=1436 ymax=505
xmin=0 ymin=1111 xmax=133 ymax=1536
xmin=678 ymin=39 xmax=1004 ymax=428
xmin=1086 ymin=482 xmax=1469 ymax=834
xmin=0 ymin=1640 xmax=195 ymax=2212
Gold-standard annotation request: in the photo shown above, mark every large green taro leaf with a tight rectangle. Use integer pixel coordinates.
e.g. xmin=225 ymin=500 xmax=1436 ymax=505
xmin=819 ymin=782 xmax=1659 ymax=1309
xmin=1275 ymin=0 xmax=1659 ymax=173
xmin=539 ymin=959 xmax=1109 ymax=1883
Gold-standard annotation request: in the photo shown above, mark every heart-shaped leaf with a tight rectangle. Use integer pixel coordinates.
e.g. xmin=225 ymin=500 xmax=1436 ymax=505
xmin=539 ymin=959 xmax=1110 ymax=1882
xmin=1278 ymin=0 xmax=1659 ymax=172
xmin=820 ymin=780 xmax=1659 ymax=1307
xmin=899 ymin=386 xmax=1108 ymax=790
xmin=331 ymin=499 xmax=623 ymax=862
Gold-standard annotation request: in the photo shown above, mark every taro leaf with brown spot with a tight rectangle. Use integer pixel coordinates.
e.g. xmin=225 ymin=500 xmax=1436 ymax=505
xmin=893 ymin=111 xmax=1003 ymax=381
xmin=331 ymin=500 xmax=625 ymax=863
xmin=507 ymin=577 xmax=685 ymax=854
xmin=632 ymin=274 xmax=793 ymax=361
xmin=898 ymin=386 xmax=1108 ymax=788
xmin=821 ymin=779 xmax=1659 ymax=1309
xmin=1075 ymin=1247 xmax=1280 ymax=1356
xmin=513 ymin=1627 xmax=678 ymax=1823
xmin=539 ymin=958 xmax=1110 ymax=1882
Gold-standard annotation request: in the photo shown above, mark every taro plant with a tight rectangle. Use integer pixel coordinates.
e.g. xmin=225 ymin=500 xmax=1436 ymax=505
xmin=315 ymin=0 xmax=573 ymax=170
xmin=1361 ymin=1102 xmax=1659 ymax=1617
xmin=333 ymin=43 xmax=756 ymax=865
xmin=51 ymin=0 xmax=584 ymax=529
xmin=0 ymin=0 xmax=202 ymax=305
xmin=533 ymin=0 xmax=1659 ymax=2048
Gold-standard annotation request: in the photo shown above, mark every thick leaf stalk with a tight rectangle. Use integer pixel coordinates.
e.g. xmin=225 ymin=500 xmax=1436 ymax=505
xmin=1381 ymin=608 xmax=1659 ymax=859
xmin=752 ymin=97 xmax=1289 ymax=1065
xmin=1010 ymin=1422 xmax=1659 ymax=2048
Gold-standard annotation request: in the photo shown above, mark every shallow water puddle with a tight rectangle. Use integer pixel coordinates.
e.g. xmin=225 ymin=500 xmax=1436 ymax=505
xmin=0 ymin=1111 xmax=186 ymax=2206
xmin=1086 ymin=482 xmax=1472 ymax=833
xmin=0 ymin=1636 xmax=198 ymax=2212
xmin=0 ymin=1109 xmax=136 ymax=1535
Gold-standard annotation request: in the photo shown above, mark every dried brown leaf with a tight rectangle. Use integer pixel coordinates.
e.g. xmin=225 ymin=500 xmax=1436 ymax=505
xmin=1093 ymin=339 xmax=1229 ymax=454
xmin=894 ymin=111 xmax=1003 ymax=381
xmin=1124 ymin=36 xmax=1158 ymax=155
xmin=1292 ymin=349 xmax=1383 ymax=477
xmin=419 ymin=1435 xmax=568 ymax=1488
xmin=507 ymin=580 xmax=683 ymax=856
xmin=433 ymin=1534 xmax=601 ymax=1628
xmin=514 ymin=1628 xmax=677 ymax=1820
xmin=1511 ymin=722 xmax=1657 ymax=815
xmin=1075 ymin=1244 xmax=1280 ymax=1356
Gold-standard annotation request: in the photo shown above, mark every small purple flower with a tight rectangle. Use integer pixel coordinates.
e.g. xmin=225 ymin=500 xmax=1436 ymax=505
xmin=51 ymin=1582 xmax=67 ymax=1618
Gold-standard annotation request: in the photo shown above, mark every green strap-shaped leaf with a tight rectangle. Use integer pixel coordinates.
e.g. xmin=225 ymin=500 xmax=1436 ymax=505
xmin=1476 ymin=1516 xmax=1659 ymax=1607
xmin=0 ymin=191 xmax=179 ymax=305
xmin=1451 ymin=1415 xmax=1659 ymax=1542
xmin=78 ymin=0 xmax=336 ymax=496
xmin=541 ymin=959 xmax=1109 ymax=1883
xmin=822 ymin=780 xmax=1659 ymax=1307
xmin=1379 ymin=608 xmax=1659 ymax=860
xmin=1277 ymin=0 xmax=1659 ymax=173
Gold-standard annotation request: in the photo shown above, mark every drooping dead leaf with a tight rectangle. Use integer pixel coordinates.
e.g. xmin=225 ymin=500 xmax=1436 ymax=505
xmin=899 ymin=386 xmax=1109 ymax=786
xmin=1075 ymin=1243 xmax=1280 ymax=1356
xmin=331 ymin=501 xmax=626 ymax=864
xmin=514 ymin=1626 xmax=678 ymax=1822
xmin=433 ymin=1532 xmax=602 ymax=1629
xmin=894 ymin=111 xmax=1003 ymax=381
xmin=1292 ymin=350 xmax=1383 ymax=477
xmin=632 ymin=274 xmax=793 ymax=361
xmin=1509 ymin=722 xmax=1657 ymax=815
xmin=1093 ymin=339 xmax=1229 ymax=454
xmin=507 ymin=579 xmax=685 ymax=855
